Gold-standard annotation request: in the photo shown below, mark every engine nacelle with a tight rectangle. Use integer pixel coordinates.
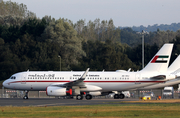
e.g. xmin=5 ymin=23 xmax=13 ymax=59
xmin=89 ymin=91 xmax=101 ymax=96
xmin=46 ymin=86 xmax=66 ymax=96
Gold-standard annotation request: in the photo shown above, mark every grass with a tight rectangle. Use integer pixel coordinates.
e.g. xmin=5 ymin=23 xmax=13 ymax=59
xmin=0 ymin=101 xmax=180 ymax=118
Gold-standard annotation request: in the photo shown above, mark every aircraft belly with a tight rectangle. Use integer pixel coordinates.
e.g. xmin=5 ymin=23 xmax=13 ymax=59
xmin=86 ymin=82 xmax=160 ymax=91
xmin=11 ymin=82 xmax=53 ymax=91
xmin=142 ymin=79 xmax=180 ymax=89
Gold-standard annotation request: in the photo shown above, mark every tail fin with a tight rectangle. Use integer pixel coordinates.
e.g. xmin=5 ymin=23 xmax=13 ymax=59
xmin=141 ymin=44 xmax=173 ymax=73
xmin=168 ymin=55 xmax=180 ymax=73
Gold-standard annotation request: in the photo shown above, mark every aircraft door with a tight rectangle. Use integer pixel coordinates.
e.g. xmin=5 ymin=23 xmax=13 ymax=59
xmin=21 ymin=73 xmax=26 ymax=84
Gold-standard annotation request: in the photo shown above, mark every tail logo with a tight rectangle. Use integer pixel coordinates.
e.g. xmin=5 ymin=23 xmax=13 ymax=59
xmin=151 ymin=55 xmax=169 ymax=63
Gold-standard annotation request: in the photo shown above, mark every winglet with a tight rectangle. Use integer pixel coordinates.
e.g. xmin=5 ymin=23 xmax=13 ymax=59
xmin=80 ymin=68 xmax=90 ymax=80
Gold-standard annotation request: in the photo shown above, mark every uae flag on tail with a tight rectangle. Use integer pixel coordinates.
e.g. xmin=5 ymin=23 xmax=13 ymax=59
xmin=151 ymin=55 xmax=169 ymax=63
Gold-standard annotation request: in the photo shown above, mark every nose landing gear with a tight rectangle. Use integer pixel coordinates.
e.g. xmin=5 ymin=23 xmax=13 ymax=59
xmin=23 ymin=90 xmax=29 ymax=99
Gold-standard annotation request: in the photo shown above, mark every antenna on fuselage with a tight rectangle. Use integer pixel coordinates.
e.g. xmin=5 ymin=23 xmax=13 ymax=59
xmin=27 ymin=69 xmax=29 ymax=72
xmin=128 ymin=68 xmax=131 ymax=72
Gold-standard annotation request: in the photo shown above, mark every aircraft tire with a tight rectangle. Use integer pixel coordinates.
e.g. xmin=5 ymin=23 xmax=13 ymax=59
xmin=119 ymin=94 xmax=125 ymax=99
xmin=85 ymin=94 xmax=92 ymax=100
xmin=76 ymin=95 xmax=83 ymax=100
xmin=114 ymin=94 xmax=120 ymax=99
xmin=23 ymin=96 xmax=28 ymax=99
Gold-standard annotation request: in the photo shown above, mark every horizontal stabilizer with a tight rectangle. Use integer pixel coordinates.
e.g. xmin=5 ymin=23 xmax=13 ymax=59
xmin=170 ymin=68 xmax=180 ymax=75
xmin=168 ymin=55 xmax=180 ymax=73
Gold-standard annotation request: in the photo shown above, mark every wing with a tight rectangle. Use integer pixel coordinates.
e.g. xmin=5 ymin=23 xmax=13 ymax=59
xmin=62 ymin=68 xmax=90 ymax=87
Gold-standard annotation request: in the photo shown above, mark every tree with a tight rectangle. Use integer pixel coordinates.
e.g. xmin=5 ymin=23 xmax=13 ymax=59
xmin=41 ymin=18 xmax=86 ymax=69
xmin=0 ymin=0 xmax=36 ymax=18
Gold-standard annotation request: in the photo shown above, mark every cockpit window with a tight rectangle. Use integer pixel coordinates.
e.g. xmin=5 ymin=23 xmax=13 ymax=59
xmin=10 ymin=76 xmax=16 ymax=79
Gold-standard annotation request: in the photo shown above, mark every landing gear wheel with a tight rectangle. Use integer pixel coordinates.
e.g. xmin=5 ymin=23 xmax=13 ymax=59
xmin=76 ymin=95 xmax=83 ymax=100
xmin=23 ymin=96 xmax=28 ymax=99
xmin=114 ymin=94 xmax=120 ymax=99
xmin=85 ymin=94 xmax=92 ymax=100
xmin=23 ymin=90 xmax=29 ymax=100
xmin=119 ymin=94 xmax=125 ymax=99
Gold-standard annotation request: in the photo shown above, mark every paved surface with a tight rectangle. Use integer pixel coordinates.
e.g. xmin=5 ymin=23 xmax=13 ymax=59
xmin=0 ymin=98 xmax=139 ymax=106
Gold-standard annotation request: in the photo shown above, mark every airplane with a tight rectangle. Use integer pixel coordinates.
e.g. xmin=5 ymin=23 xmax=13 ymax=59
xmin=2 ymin=43 xmax=176 ymax=100
xmin=138 ymin=55 xmax=180 ymax=90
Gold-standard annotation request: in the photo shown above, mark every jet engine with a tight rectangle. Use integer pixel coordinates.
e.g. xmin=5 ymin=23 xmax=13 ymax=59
xmin=80 ymin=85 xmax=102 ymax=92
xmin=46 ymin=86 xmax=72 ymax=96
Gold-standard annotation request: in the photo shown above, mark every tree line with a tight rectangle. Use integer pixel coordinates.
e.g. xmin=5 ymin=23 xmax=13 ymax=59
xmin=120 ymin=23 xmax=180 ymax=32
xmin=0 ymin=0 xmax=180 ymax=81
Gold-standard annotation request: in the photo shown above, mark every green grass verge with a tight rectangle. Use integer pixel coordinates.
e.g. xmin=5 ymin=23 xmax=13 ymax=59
xmin=0 ymin=104 xmax=180 ymax=118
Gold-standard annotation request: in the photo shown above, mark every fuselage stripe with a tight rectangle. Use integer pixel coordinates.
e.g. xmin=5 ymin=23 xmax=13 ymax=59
xmin=8 ymin=80 xmax=166 ymax=84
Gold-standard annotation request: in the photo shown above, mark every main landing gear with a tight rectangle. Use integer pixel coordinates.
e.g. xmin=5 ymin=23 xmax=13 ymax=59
xmin=76 ymin=94 xmax=92 ymax=100
xmin=114 ymin=93 xmax=125 ymax=99
xmin=76 ymin=94 xmax=83 ymax=100
xmin=23 ymin=90 xmax=29 ymax=99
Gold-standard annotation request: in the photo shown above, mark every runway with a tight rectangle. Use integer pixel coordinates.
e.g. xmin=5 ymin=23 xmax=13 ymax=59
xmin=0 ymin=98 xmax=138 ymax=106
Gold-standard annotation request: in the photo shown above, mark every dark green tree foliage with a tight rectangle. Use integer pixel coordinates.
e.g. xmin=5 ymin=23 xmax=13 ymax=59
xmin=120 ymin=28 xmax=141 ymax=46
xmin=169 ymin=36 xmax=180 ymax=65
xmin=41 ymin=18 xmax=86 ymax=69
xmin=20 ymin=18 xmax=47 ymax=38
xmin=74 ymin=40 xmax=138 ymax=71
xmin=126 ymin=43 xmax=159 ymax=70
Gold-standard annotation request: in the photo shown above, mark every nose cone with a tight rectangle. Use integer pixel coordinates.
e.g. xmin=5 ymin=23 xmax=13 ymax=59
xmin=2 ymin=80 xmax=8 ymax=88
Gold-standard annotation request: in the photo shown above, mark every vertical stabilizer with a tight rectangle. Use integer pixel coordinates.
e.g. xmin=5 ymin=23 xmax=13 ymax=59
xmin=142 ymin=44 xmax=173 ymax=73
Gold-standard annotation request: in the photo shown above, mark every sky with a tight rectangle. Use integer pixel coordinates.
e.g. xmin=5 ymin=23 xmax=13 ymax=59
xmin=3 ymin=0 xmax=180 ymax=27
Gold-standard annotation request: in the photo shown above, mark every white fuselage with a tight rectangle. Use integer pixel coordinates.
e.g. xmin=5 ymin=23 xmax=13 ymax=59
xmin=3 ymin=70 xmax=173 ymax=92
